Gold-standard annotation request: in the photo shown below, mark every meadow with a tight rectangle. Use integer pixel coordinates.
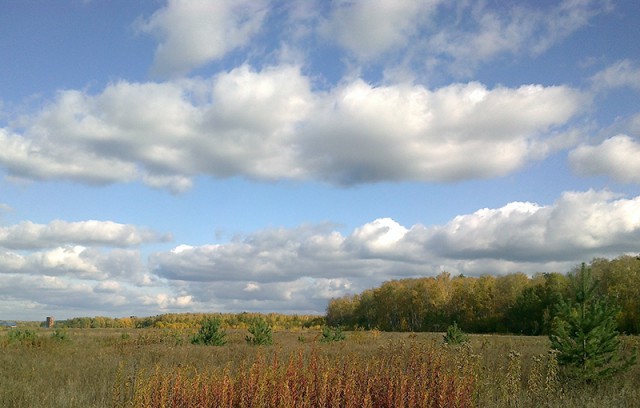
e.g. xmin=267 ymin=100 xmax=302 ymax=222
xmin=1 ymin=327 xmax=638 ymax=407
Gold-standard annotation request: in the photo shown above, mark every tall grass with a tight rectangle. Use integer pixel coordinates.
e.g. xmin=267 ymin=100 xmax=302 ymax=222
xmin=114 ymin=341 xmax=476 ymax=408
xmin=1 ymin=328 xmax=638 ymax=407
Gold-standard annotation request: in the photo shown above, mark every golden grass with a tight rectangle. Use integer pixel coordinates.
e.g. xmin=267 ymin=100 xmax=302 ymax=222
xmin=114 ymin=341 xmax=476 ymax=408
xmin=1 ymin=328 xmax=638 ymax=407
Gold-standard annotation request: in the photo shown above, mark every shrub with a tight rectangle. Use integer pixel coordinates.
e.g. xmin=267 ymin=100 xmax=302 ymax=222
xmin=191 ymin=317 xmax=227 ymax=346
xmin=51 ymin=328 xmax=70 ymax=342
xmin=444 ymin=322 xmax=470 ymax=345
xmin=245 ymin=317 xmax=273 ymax=346
xmin=6 ymin=329 xmax=40 ymax=346
xmin=320 ymin=325 xmax=346 ymax=342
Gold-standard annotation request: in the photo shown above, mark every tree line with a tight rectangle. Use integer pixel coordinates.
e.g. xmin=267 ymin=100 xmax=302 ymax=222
xmin=325 ymin=255 xmax=640 ymax=335
xmin=60 ymin=312 xmax=323 ymax=330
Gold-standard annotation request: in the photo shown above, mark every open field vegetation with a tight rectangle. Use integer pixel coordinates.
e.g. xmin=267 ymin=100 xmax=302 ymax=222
xmin=1 ymin=326 xmax=638 ymax=407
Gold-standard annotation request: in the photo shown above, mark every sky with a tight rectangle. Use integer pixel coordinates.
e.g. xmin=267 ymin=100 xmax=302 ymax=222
xmin=1 ymin=0 xmax=639 ymax=321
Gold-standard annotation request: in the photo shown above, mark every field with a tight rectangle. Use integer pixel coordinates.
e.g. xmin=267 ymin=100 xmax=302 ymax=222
xmin=1 ymin=327 xmax=639 ymax=407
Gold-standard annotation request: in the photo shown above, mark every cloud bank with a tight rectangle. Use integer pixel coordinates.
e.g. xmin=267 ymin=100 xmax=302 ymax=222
xmin=0 ymin=67 xmax=584 ymax=191
xmin=2 ymin=189 xmax=639 ymax=318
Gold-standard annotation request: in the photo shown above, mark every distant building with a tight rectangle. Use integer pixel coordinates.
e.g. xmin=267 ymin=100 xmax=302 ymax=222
xmin=46 ymin=316 xmax=55 ymax=328
xmin=0 ymin=321 xmax=17 ymax=328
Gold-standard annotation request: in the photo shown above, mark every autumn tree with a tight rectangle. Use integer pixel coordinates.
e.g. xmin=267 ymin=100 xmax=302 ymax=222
xmin=591 ymin=256 xmax=640 ymax=333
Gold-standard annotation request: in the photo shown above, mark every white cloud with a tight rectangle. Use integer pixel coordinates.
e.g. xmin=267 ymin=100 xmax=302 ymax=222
xmin=172 ymin=277 xmax=355 ymax=314
xmin=142 ymin=189 xmax=640 ymax=313
xmin=301 ymin=80 xmax=584 ymax=185
xmin=142 ymin=293 xmax=193 ymax=309
xmin=0 ymin=65 xmax=312 ymax=192
xmin=0 ymin=70 xmax=584 ymax=190
xmin=425 ymin=0 xmax=610 ymax=76
xmin=321 ymin=0 xmax=440 ymax=60
xmin=424 ymin=190 xmax=640 ymax=262
xmin=0 ymin=220 xmax=169 ymax=250
xmin=151 ymin=220 xmax=428 ymax=291
xmin=591 ymin=59 xmax=640 ymax=91
xmin=349 ymin=218 xmax=408 ymax=253
xmin=569 ymin=135 xmax=640 ymax=183
xmin=0 ymin=273 xmax=183 ymax=320
xmin=0 ymin=127 xmax=139 ymax=186
xmin=3 ymin=189 xmax=639 ymax=317
xmin=153 ymin=189 xmax=640 ymax=292
xmin=94 ymin=280 xmax=121 ymax=293
xmin=0 ymin=246 xmax=149 ymax=283
xmin=139 ymin=0 xmax=269 ymax=77
xmin=318 ymin=0 xmax=608 ymax=73
xmin=243 ymin=282 xmax=260 ymax=292
xmin=0 ymin=246 xmax=107 ymax=280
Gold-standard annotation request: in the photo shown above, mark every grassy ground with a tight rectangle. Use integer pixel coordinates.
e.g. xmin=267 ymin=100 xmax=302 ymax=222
xmin=0 ymin=327 xmax=638 ymax=407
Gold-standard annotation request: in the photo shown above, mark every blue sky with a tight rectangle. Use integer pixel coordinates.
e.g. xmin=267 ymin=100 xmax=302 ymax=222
xmin=1 ymin=0 xmax=639 ymax=320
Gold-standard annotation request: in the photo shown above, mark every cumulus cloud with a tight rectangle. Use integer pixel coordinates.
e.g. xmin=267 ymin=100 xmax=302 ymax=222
xmin=138 ymin=0 xmax=269 ymax=77
xmin=0 ymin=127 xmax=139 ymax=186
xmin=0 ymin=220 xmax=169 ymax=250
xmin=0 ymin=69 xmax=585 ymax=190
xmin=0 ymin=65 xmax=312 ymax=192
xmin=4 ymin=189 xmax=639 ymax=317
xmin=0 ymin=273 xmax=182 ymax=320
xmin=424 ymin=190 xmax=640 ymax=262
xmin=151 ymin=189 xmax=640 ymax=312
xmin=0 ymin=246 xmax=148 ymax=282
xmin=150 ymin=220 xmax=431 ymax=302
xmin=302 ymin=80 xmax=584 ymax=184
xmin=179 ymin=277 xmax=354 ymax=314
xmin=569 ymin=135 xmax=640 ymax=183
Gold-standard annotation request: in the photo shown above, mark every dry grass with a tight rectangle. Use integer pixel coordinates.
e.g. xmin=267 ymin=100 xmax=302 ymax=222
xmin=114 ymin=341 xmax=475 ymax=408
xmin=1 ymin=328 xmax=638 ymax=407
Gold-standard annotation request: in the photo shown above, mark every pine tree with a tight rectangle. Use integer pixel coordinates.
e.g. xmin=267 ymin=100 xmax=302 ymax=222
xmin=245 ymin=317 xmax=273 ymax=345
xmin=549 ymin=263 xmax=636 ymax=383
xmin=443 ymin=321 xmax=469 ymax=345
xmin=191 ymin=317 xmax=227 ymax=346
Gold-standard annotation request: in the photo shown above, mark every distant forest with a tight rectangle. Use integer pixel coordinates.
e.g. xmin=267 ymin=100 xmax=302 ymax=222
xmin=60 ymin=311 xmax=323 ymax=331
xmin=326 ymin=255 xmax=640 ymax=335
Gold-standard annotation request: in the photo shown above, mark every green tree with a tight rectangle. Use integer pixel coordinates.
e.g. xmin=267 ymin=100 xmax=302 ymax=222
xmin=245 ymin=317 xmax=273 ymax=345
xmin=320 ymin=325 xmax=346 ymax=342
xmin=549 ymin=263 xmax=636 ymax=382
xmin=191 ymin=317 xmax=227 ymax=346
xmin=507 ymin=285 xmax=545 ymax=335
xmin=443 ymin=321 xmax=469 ymax=345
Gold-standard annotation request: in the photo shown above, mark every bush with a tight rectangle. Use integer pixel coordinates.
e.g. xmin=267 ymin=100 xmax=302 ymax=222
xmin=443 ymin=322 xmax=469 ymax=345
xmin=6 ymin=329 xmax=40 ymax=346
xmin=320 ymin=325 xmax=346 ymax=342
xmin=51 ymin=328 xmax=70 ymax=342
xmin=245 ymin=317 xmax=273 ymax=346
xmin=191 ymin=317 xmax=227 ymax=346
